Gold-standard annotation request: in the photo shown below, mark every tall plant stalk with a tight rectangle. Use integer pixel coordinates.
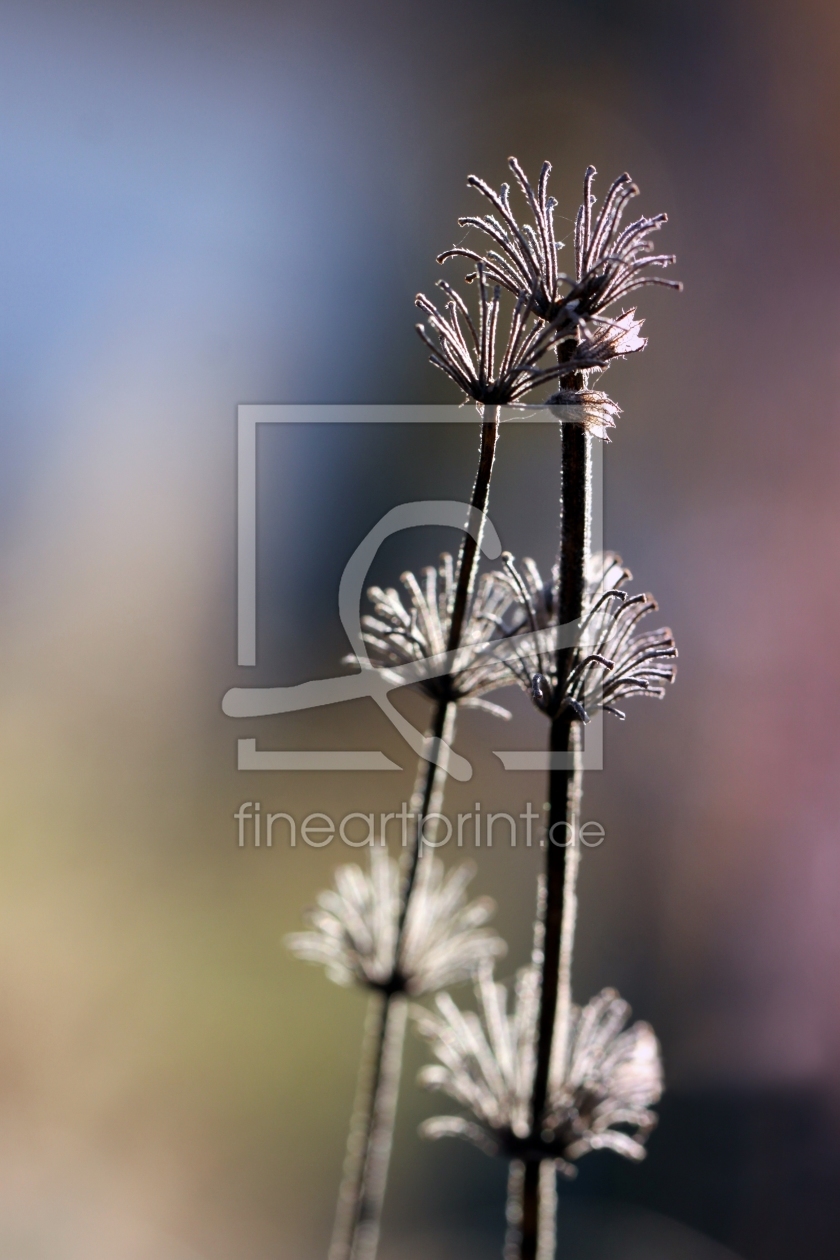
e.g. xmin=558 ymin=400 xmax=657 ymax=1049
xmin=290 ymin=157 xmax=679 ymax=1260
xmin=520 ymin=414 xmax=591 ymax=1260
xmin=330 ymin=707 xmax=453 ymax=1260
xmin=330 ymin=406 xmax=502 ymax=1260
xmin=330 ymin=988 xmax=409 ymax=1260
xmin=407 ymin=157 xmax=679 ymax=1260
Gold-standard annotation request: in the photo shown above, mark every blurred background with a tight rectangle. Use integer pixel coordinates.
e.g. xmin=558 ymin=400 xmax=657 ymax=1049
xmin=0 ymin=0 xmax=839 ymax=1256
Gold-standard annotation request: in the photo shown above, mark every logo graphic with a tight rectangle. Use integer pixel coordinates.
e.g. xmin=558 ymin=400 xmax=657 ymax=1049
xmin=222 ymin=405 xmax=605 ymax=778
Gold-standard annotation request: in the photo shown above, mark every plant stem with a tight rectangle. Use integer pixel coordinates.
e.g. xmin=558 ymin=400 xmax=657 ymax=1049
xmin=504 ymin=1159 xmax=525 ymax=1260
xmin=519 ymin=417 xmax=591 ymax=1260
xmin=506 ymin=1158 xmax=555 ymax=1260
xmin=446 ymin=405 xmax=502 ymax=652
xmin=537 ymin=1159 xmax=558 ymax=1260
xmin=518 ymin=1159 xmax=541 ymax=1260
xmin=398 ymin=402 xmax=500 ymax=930
xmin=396 ymin=701 xmax=456 ymax=942
xmin=550 ymin=727 xmax=583 ymax=1088
xmin=330 ymin=717 xmax=453 ymax=1260
xmin=329 ymin=992 xmax=408 ymax=1260
xmin=334 ymin=404 xmax=502 ymax=1260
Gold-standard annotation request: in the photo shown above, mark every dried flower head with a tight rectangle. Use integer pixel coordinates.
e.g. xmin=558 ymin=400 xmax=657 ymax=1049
xmin=548 ymin=388 xmax=622 ymax=440
xmin=286 ymin=849 xmax=506 ymax=996
xmin=497 ymin=551 xmax=677 ymax=721
xmin=440 ymin=159 xmax=565 ymax=322
xmin=415 ymin=263 xmax=617 ymax=406
xmin=416 ymin=966 xmax=662 ymax=1170
xmin=437 ymin=158 xmax=679 ymax=381
xmin=354 ymin=554 xmax=517 ymax=718
xmin=546 ymin=989 xmax=663 ymax=1162
xmin=572 ymin=165 xmax=681 ymax=319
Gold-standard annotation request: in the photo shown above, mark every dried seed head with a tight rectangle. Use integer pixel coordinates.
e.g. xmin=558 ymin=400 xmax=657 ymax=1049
xmin=573 ymin=166 xmax=681 ymax=315
xmin=438 ymin=158 xmax=568 ymax=323
xmin=348 ymin=553 xmax=519 ymax=716
xmin=286 ymin=849 xmax=506 ymax=996
xmin=416 ymin=966 xmax=662 ymax=1167
xmin=415 ymin=262 xmax=617 ymax=406
xmin=435 ymin=159 xmax=679 ymax=394
xmin=492 ymin=551 xmax=677 ymax=721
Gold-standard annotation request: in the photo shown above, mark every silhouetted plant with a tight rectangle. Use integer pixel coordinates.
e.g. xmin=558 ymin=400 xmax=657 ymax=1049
xmin=288 ymin=157 xmax=679 ymax=1260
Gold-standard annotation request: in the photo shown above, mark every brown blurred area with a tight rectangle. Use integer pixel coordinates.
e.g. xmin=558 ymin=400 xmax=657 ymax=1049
xmin=1 ymin=0 xmax=840 ymax=1256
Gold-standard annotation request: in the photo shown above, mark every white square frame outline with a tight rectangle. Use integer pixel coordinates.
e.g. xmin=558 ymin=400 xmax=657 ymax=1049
xmin=234 ymin=404 xmax=604 ymax=771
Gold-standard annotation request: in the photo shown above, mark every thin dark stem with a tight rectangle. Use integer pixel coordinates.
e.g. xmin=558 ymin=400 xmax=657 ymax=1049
xmin=396 ymin=700 xmax=455 ymax=944
xmin=532 ymin=419 xmax=590 ymax=1118
xmin=553 ymin=728 xmax=583 ymax=1083
xmin=519 ymin=417 xmax=591 ymax=1260
xmin=340 ymin=700 xmax=453 ymax=1257
xmin=401 ymin=403 xmax=501 ymax=933
xmin=518 ymin=1159 xmax=542 ymax=1260
xmin=330 ymin=993 xmax=408 ymax=1260
xmin=530 ymin=715 xmax=574 ymax=1121
xmin=447 ymin=405 xmax=502 ymax=653
xmin=329 ymin=706 xmax=453 ymax=1260
xmin=336 ymin=404 xmax=503 ymax=1260
xmin=554 ymin=411 xmax=590 ymax=700
xmin=330 ymin=995 xmax=388 ymax=1260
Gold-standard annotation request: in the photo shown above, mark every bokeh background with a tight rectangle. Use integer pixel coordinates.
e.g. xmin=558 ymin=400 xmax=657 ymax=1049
xmin=1 ymin=1 xmax=839 ymax=1257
